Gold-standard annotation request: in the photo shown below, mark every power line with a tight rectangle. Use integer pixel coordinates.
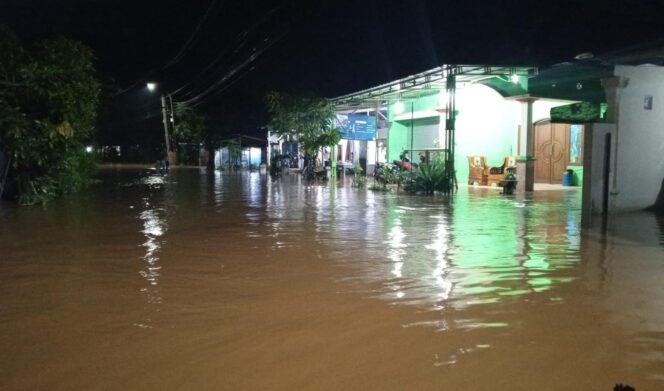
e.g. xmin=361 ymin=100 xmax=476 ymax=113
xmin=110 ymin=0 xmax=222 ymax=97
xmin=168 ymin=5 xmax=284 ymax=100
xmin=178 ymin=31 xmax=285 ymax=107
xmin=163 ymin=0 xmax=223 ymax=70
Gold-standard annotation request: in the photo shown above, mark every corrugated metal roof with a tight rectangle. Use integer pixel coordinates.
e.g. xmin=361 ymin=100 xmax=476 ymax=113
xmin=330 ymin=64 xmax=536 ymax=110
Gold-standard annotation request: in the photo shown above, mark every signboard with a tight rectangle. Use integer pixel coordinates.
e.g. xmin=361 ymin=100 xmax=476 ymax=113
xmin=336 ymin=114 xmax=376 ymax=140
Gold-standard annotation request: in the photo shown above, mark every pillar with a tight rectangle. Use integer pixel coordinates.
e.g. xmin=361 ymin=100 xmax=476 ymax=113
xmin=600 ymin=76 xmax=628 ymax=194
xmin=516 ymin=97 xmax=537 ymax=192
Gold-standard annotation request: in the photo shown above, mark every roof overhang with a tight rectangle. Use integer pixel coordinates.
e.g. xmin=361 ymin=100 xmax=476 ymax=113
xmin=528 ymin=62 xmax=614 ymax=103
xmin=330 ymin=64 xmax=537 ymax=111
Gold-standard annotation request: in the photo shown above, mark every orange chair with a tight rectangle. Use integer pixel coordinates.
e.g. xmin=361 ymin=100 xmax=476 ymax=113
xmin=487 ymin=156 xmax=517 ymax=186
xmin=467 ymin=156 xmax=488 ymax=185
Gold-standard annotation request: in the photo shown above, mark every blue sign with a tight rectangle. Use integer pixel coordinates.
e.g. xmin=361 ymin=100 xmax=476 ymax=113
xmin=336 ymin=114 xmax=376 ymax=140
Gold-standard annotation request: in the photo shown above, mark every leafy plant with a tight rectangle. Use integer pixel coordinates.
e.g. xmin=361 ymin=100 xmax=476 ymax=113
xmin=266 ymin=92 xmax=335 ymax=151
xmin=266 ymin=92 xmax=340 ymax=175
xmin=352 ymin=164 xmax=366 ymax=188
xmin=406 ymin=159 xmax=450 ymax=195
xmin=174 ymin=105 xmax=223 ymax=170
xmin=0 ymin=26 xmax=101 ymax=204
xmin=373 ymin=164 xmax=399 ymax=190
xmin=314 ymin=128 xmax=341 ymax=151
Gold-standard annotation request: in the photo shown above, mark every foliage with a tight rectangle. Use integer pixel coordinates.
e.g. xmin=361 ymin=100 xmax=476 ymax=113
xmin=173 ymin=105 xmax=226 ymax=170
xmin=352 ymin=164 xmax=366 ymax=188
xmin=266 ymin=91 xmax=339 ymax=156
xmin=174 ymin=106 xmax=207 ymax=165
xmin=373 ymin=164 xmax=400 ymax=190
xmin=174 ymin=105 xmax=207 ymax=144
xmin=0 ymin=26 xmax=101 ymax=204
xmin=314 ymin=128 xmax=341 ymax=150
xmin=405 ymin=159 xmax=450 ymax=195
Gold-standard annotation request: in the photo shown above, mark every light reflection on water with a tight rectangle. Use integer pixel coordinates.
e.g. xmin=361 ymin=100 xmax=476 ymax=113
xmin=290 ymin=183 xmax=584 ymax=311
xmin=0 ymin=168 xmax=663 ymax=389
xmin=134 ymin=174 xmax=172 ymax=328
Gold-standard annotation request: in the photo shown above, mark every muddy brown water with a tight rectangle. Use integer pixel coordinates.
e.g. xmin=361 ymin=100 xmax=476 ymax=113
xmin=1 ymin=166 xmax=663 ymax=390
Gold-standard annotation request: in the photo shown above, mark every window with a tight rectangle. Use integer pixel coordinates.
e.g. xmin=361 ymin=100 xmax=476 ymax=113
xmin=569 ymin=124 xmax=584 ymax=165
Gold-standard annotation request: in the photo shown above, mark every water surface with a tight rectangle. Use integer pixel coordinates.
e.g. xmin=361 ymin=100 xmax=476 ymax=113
xmin=1 ymin=167 xmax=662 ymax=390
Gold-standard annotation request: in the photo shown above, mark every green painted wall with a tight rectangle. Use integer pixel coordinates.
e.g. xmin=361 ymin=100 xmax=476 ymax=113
xmin=386 ymin=86 xmax=521 ymax=185
xmin=454 ymin=120 xmax=515 ymax=184
xmin=387 ymin=120 xmax=408 ymax=162
xmin=387 ymin=94 xmax=440 ymax=162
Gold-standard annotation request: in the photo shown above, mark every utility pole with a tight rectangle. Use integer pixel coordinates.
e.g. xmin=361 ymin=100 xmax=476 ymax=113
xmin=167 ymin=94 xmax=176 ymax=140
xmin=160 ymin=94 xmax=171 ymax=162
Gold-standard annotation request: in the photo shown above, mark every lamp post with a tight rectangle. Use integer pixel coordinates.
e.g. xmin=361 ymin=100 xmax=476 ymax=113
xmin=147 ymin=82 xmax=175 ymax=165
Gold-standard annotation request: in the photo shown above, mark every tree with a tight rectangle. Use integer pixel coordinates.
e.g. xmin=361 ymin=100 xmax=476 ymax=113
xmin=174 ymin=105 xmax=226 ymax=171
xmin=174 ymin=104 xmax=205 ymax=165
xmin=266 ymin=92 xmax=340 ymax=179
xmin=0 ymin=26 xmax=101 ymax=204
xmin=174 ymin=105 xmax=206 ymax=143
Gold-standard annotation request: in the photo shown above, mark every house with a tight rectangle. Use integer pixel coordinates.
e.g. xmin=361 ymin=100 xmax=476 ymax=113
xmin=330 ymin=49 xmax=664 ymax=220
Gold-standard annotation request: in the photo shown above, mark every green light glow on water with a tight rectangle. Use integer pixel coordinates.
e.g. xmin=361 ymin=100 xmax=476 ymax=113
xmin=330 ymin=183 xmax=584 ymax=309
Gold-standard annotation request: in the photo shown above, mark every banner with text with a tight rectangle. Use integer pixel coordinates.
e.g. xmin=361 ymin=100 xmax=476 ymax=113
xmin=336 ymin=114 xmax=376 ymax=140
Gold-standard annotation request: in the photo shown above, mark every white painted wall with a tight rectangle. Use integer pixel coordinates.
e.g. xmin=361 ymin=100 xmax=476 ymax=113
xmin=533 ymin=100 xmax=571 ymax=122
xmin=612 ymin=65 xmax=664 ymax=211
xmin=455 ymin=84 xmax=521 ymax=181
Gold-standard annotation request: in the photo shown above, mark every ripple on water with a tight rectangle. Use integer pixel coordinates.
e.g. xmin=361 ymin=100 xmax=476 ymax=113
xmin=1 ymin=169 xmax=663 ymax=389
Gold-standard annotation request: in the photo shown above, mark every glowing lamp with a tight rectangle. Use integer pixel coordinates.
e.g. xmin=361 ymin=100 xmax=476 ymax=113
xmin=394 ymin=101 xmax=405 ymax=115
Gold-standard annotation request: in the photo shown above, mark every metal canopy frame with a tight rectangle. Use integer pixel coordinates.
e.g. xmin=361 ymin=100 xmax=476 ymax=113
xmin=330 ymin=64 xmax=537 ymax=193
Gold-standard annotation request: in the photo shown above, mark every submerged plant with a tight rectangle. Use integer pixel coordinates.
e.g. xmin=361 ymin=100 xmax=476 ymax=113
xmin=406 ymin=159 xmax=450 ymax=195
xmin=352 ymin=164 xmax=366 ymax=188
xmin=373 ymin=164 xmax=399 ymax=190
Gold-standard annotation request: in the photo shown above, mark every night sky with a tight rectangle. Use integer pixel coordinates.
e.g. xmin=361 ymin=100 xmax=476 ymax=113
xmin=2 ymin=0 xmax=664 ymax=142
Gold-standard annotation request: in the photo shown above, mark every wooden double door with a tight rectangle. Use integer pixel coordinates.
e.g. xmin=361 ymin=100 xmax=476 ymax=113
xmin=534 ymin=121 xmax=571 ymax=184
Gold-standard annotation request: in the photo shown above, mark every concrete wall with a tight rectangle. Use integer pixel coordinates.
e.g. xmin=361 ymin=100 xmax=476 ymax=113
xmin=582 ymin=123 xmax=616 ymax=224
xmin=612 ymin=65 xmax=664 ymax=211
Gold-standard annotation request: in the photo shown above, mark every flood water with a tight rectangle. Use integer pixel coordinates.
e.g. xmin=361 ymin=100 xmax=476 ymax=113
xmin=1 ymin=166 xmax=663 ymax=390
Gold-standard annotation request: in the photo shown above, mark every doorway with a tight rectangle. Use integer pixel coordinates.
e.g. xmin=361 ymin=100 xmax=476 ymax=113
xmin=534 ymin=120 xmax=572 ymax=184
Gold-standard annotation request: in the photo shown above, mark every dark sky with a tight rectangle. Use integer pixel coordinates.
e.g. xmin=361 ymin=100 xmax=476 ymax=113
xmin=2 ymin=0 xmax=664 ymax=141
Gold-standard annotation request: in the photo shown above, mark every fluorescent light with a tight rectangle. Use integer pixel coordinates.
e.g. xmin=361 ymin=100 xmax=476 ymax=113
xmin=394 ymin=101 xmax=405 ymax=115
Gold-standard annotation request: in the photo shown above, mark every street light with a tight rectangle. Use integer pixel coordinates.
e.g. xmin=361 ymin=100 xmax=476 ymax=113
xmin=146 ymin=82 xmax=176 ymax=164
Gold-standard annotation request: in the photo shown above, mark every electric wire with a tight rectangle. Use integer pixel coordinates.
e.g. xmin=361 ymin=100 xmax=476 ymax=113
xmin=178 ymin=30 xmax=285 ymax=107
xmin=110 ymin=0 xmax=222 ymax=97
xmin=167 ymin=4 xmax=284 ymax=100
xmin=163 ymin=0 xmax=222 ymax=69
